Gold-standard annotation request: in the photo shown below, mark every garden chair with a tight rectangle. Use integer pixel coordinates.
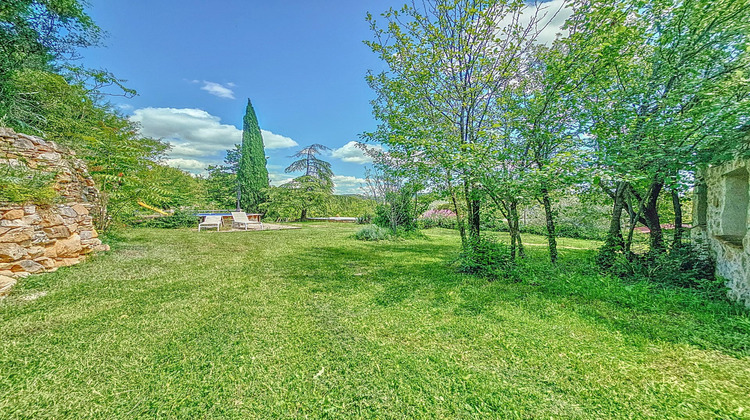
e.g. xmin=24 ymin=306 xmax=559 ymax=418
xmin=198 ymin=215 xmax=222 ymax=232
xmin=231 ymin=212 xmax=262 ymax=230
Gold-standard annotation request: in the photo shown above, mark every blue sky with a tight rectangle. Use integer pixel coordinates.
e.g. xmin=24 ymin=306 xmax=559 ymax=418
xmin=79 ymin=0 xmax=402 ymax=194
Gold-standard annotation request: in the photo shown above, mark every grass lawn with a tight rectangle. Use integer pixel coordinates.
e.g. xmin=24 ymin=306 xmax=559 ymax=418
xmin=1 ymin=224 xmax=749 ymax=419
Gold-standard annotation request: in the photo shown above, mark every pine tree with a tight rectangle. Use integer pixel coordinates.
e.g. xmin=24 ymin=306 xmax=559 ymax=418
xmin=237 ymin=99 xmax=269 ymax=212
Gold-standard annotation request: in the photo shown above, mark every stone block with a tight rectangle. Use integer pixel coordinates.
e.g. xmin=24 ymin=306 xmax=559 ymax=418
xmin=79 ymin=230 xmax=97 ymax=240
xmin=2 ymin=209 xmax=24 ymax=220
xmin=0 ymin=219 xmax=25 ymax=227
xmin=11 ymin=260 xmax=44 ymax=274
xmin=71 ymin=204 xmax=89 ymax=216
xmin=40 ymin=213 xmax=64 ymax=227
xmin=0 ymin=243 xmax=26 ymax=262
xmin=94 ymin=244 xmax=110 ymax=252
xmin=56 ymin=257 xmax=82 ymax=267
xmin=0 ymin=227 xmax=33 ymax=244
xmin=43 ymin=226 xmax=71 ymax=239
xmin=0 ymin=275 xmax=16 ymax=297
xmin=55 ymin=234 xmax=82 ymax=258
xmin=44 ymin=246 xmax=57 ymax=258
xmin=58 ymin=205 xmax=78 ymax=218
xmin=23 ymin=205 xmax=36 ymax=215
xmin=34 ymin=257 xmax=56 ymax=269
xmin=21 ymin=214 xmax=41 ymax=225
xmin=26 ymin=246 xmax=45 ymax=259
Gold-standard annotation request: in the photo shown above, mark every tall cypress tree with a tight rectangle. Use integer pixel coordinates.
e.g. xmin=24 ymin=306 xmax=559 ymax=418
xmin=237 ymin=99 xmax=269 ymax=212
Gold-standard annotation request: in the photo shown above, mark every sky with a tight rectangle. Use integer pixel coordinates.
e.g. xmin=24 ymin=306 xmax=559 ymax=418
xmin=79 ymin=0 xmax=570 ymax=194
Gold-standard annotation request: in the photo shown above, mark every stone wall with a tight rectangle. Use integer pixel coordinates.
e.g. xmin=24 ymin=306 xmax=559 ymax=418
xmin=0 ymin=127 xmax=108 ymax=296
xmin=693 ymin=158 xmax=750 ymax=307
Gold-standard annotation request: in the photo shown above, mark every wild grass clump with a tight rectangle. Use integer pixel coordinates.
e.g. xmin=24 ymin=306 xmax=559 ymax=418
xmin=456 ymin=236 xmax=517 ymax=280
xmin=609 ymin=245 xmax=723 ymax=298
xmin=134 ymin=210 xmax=198 ymax=229
xmin=354 ymin=224 xmax=390 ymax=241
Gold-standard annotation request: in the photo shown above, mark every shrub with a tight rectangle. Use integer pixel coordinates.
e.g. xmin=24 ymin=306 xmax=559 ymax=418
xmin=418 ymin=209 xmax=457 ymax=229
xmin=136 ymin=210 xmax=198 ymax=229
xmin=609 ymin=246 xmax=724 ymax=298
xmin=373 ymin=187 xmax=418 ymax=232
xmin=456 ymin=236 xmax=517 ymax=280
xmin=354 ymin=224 xmax=391 ymax=241
xmin=0 ymin=164 xmax=57 ymax=204
xmin=356 ymin=214 xmax=373 ymax=224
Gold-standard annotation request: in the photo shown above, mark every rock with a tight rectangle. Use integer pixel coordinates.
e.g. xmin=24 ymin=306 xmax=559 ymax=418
xmin=26 ymin=246 xmax=45 ymax=259
xmin=94 ymin=244 xmax=110 ymax=252
xmin=40 ymin=213 xmax=64 ymax=227
xmin=54 ymin=234 xmax=82 ymax=258
xmin=11 ymin=260 xmax=44 ymax=274
xmin=71 ymin=204 xmax=89 ymax=216
xmin=21 ymin=214 xmax=42 ymax=225
xmin=0 ymin=275 xmax=16 ymax=297
xmin=23 ymin=205 xmax=36 ymax=215
xmin=0 ymin=270 xmax=14 ymax=277
xmin=79 ymin=230 xmax=95 ymax=240
xmin=0 ymin=243 xmax=26 ymax=262
xmin=34 ymin=257 xmax=56 ymax=269
xmin=2 ymin=209 xmax=24 ymax=220
xmin=56 ymin=257 xmax=81 ymax=267
xmin=44 ymin=246 xmax=57 ymax=258
xmin=0 ymin=227 xmax=33 ymax=244
xmin=58 ymin=205 xmax=78 ymax=218
xmin=43 ymin=226 xmax=71 ymax=239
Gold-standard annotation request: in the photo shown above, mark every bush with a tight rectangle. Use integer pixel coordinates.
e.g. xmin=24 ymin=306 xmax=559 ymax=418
xmin=456 ymin=236 xmax=517 ymax=280
xmin=354 ymin=224 xmax=391 ymax=241
xmin=609 ymin=246 xmax=724 ymax=298
xmin=356 ymin=214 xmax=373 ymax=224
xmin=373 ymin=188 xmax=418 ymax=232
xmin=418 ymin=209 xmax=457 ymax=229
xmin=135 ymin=210 xmax=198 ymax=229
xmin=0 ymin=164 xmax=57 ymax=204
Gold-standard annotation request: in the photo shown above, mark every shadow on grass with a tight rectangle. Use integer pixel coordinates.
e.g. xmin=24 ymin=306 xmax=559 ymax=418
xmin=290 ymin=238 xmax=750 ymax=359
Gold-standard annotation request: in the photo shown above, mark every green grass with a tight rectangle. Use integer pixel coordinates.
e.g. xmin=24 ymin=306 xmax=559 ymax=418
xmin=1 ymin=224 xmax=749 ymax=419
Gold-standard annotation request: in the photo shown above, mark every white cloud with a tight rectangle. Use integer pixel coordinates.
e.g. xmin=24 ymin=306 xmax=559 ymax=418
xmin=130 ymin=107 xmax=297 ymax=173
xmin=197 ymin=81 xmax=236 ymax=99
xmin=331 ymin=141 xmax=382 ymax=164
xmin=332 ymin=175 xmax=367 ymax=195
xmin=496 ymin=0 xmax=573 ymax=46
xmin=261 ymin=129 xmax=298 ymax=149
xmin=269 ymin=172 xmax=296 ymax=186
xmin=164 ymin=158 xmax=208 ymax=172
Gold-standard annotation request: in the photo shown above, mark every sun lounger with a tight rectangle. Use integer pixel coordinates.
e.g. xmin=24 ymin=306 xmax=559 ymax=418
xmin=231 ymin=212 xmax=262 ymax=230
xmin=198 ymin=215 xmax=222 ymax=231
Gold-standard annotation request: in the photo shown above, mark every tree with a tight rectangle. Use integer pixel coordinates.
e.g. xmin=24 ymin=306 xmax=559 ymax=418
xmin=0 ymin=0 xmax=101 ymax=125
xmin=570 ymin=0 xmax=750 ymax=258
xmin=284 ymin=144 xmax=334 ymax=220
xmin=365 ymin=0 xmax=565 ymax=250
xmin=206 ymin=145 xmax=241 ymax=209
xmin=237 ymin=99 xmax=269 ymax=213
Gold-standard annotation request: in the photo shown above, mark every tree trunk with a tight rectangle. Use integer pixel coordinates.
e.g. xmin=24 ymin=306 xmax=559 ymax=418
xmin=672 ymin=190 xmax=683 ymax=249
xmin=510 ymin=200 xmax=524 ymax=258
xmin=463 ymin=180 xmax=480 ymax=244
xmin=300 ymin=208 xmax=307 ymax=221
xmin=643 ymin=180 xmax=665 ymax=254
xmin=540 ymin=185 xmax=558 ymax=264
xmin=605 ymin=182 xmax=626 ymax=251
xmin=448 ymin=178 xmax=466 ymax=247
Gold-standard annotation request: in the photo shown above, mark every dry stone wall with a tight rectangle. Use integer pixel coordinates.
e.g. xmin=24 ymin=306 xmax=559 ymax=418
xmin=693 ymin=158 xmax=750 ymax=307
xmin=0 ymin=127 xmax=108 ymax=296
